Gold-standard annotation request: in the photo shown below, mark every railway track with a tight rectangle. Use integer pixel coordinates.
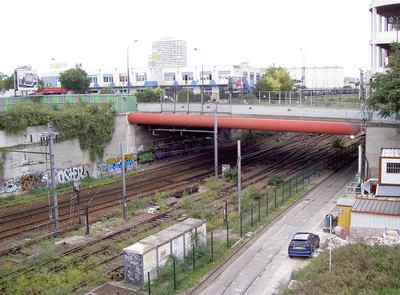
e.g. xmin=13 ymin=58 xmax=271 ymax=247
xmin=0 ymin=134 xmax=353 ymax=249
xmin=0 ymin=133 xmax=359 ymax=294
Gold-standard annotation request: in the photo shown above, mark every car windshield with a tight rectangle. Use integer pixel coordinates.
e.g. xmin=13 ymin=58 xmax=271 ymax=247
xmin=291 ymin=240 xmax=309 ymax=246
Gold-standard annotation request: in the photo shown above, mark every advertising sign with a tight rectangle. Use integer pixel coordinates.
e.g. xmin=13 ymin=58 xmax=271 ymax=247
xmin=15 ymin=69 xmax=39 ymax=91
xmin=42 ymin=76 xmax=58 ymax=89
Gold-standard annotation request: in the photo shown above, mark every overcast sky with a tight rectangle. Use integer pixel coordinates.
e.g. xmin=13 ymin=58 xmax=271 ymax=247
xmin=1 ymin=0 xmax=371 ymax=77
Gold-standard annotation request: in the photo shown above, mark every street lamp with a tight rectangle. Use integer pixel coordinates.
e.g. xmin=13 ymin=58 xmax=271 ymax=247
xmin=388 ymin=16 xmax=400 ymax=42
xmin=127 ymin=40 xmax=138 ymax=94
xmin=194 ymin=48 xmax=204 ymax=108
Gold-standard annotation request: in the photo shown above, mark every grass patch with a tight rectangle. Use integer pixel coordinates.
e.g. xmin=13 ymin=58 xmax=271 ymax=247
xmin=283 ymin=242 xmax=400 ymax=295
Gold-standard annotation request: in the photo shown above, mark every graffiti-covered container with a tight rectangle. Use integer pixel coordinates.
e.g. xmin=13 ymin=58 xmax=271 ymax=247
xmin=123 ymin=242 xmax=157 ymax=286
xmin=122 ymin=218 xmax=206 ymax=286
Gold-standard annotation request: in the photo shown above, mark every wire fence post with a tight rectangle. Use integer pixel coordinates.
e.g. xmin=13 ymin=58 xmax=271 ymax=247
xmin=173 ymin=256 xmax=177 ymax=290
xmin=226 ymin=220 xmax=229 ymax=248
xmin=192 ymin=244 xmax=196 ymax=270
xmin=147 ymin=272 xmax=151 ymax=295
xmin=211 ymin=231 xmax=214 ymax=261
xmin=251 ymin=204 xmax=254 ymax=227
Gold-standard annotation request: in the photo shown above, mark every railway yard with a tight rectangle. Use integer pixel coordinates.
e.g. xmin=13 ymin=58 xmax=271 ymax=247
xmin=0 ymin=132 xmax=360 ymax=294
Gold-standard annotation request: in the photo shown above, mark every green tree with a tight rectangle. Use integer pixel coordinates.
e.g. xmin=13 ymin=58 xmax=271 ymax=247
xmin=58 ymin=66 xmax=90 ymax=93
xmin=0 ymin=72 xmax=10 ymax=92
xmin=137 ymin=87 xmax=162 ymax=102
xmin=253 ymin=66 xmax=294 ymax=95
xmin=368 ymin=42 xmax=400 ymax=121
xmin=100 ymin=86 xmax=114 ymax=94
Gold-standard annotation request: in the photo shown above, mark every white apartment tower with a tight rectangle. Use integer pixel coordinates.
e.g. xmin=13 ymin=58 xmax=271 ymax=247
xmin=151 ymin=37 xmax=187 ymax=68
xmin=370 ymin=1 xmax=400 ymax=73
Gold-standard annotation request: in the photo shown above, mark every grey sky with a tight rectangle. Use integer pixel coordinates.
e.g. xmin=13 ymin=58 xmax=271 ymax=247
xmin=1 ymin=0 xmax=371 ymax=77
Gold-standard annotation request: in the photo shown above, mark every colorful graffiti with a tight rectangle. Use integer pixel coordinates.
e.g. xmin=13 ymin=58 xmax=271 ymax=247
xmin=0 ymin=165 xmax=90 ymax=195
xmin=0 ymin=178 xmax=18 ymax=194
xmin=107 ymin=154 xmax=135 ymax=172
xmin=137 ymin=152 xmax=155 ymax=164
xmin=0 ymin=138 xmax=214 ymax=195
xmin=97 ymin=153 xmax=136 ymax=175
xmin=19 ymin=173 xmax=47 ymax=191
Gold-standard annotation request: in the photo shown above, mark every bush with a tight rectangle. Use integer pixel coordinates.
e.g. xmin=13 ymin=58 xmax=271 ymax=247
xmin=268 ymin=173 xmax=285 ymax=186
xmin=332 ymin=137 xmax=345 ymax=148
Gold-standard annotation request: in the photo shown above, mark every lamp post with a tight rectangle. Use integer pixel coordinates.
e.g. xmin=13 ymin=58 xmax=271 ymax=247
xmin=194 ymin=48 xmax=204 ymax=109
xmin=127 ymin=40 xmax=138 ymax=94
xmin=388 ymin=16 xmax=400 ymax=42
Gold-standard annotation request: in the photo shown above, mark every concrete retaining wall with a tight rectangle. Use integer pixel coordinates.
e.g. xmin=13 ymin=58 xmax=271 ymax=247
xmin=0 ymin=114 xmax=200 ymax=196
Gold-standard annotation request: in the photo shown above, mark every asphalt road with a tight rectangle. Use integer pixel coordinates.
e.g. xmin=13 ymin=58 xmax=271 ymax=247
xmin=188 ymin=161 xmax=358 ymax=295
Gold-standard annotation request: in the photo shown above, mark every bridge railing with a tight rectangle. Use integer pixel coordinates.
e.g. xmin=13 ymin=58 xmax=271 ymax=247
xmin=0 ymin=94 xmax=138 ymax=113
xmin=0 ymin=91 xmax=361 ymax=113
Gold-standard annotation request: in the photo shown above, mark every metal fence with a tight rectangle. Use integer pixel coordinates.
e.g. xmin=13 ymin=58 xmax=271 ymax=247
xmin=0 ymin=94 xmax=138 ymax=113
xmin=0 ymin=91 xmax=361 ymax=113
xmin=143 ymin=142 xmax=359 ymax=294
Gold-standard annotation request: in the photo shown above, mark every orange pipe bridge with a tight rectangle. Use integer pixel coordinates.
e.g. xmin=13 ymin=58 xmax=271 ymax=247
xmin=128 ymin=113 xmax=361 ymax=135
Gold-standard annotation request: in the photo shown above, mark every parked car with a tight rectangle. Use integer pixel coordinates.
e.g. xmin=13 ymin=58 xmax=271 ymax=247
xmin=288 ymin=232 xmax=320 ymax=258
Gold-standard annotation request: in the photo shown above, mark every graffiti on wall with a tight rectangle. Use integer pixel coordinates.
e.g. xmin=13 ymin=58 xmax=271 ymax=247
xmin=0 ymin=165 xmax=90 ymax=195
xmin=137 ymin=152 xmax=155 ymax=164
xmin=97 ymin=153 xmax=136 ymax=175
xmin=107 ymin=154 xmax=135 ymax=173
xmin=0 ymin=138 xmax=214 ymax=195
xmin=56 ymin=165 xmax=89 ymax=184
xmin=0 ymin=179 xmax=18 ymax=194
xmin=19 ymin=173 xmax=47 ymax=191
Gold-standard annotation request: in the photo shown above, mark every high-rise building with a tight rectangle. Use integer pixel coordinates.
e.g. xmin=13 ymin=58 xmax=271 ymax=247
xmin=151 ymin=37 xmax=187 ymax=68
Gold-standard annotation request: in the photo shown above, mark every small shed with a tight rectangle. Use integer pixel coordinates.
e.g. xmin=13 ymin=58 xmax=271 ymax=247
xmin=337 ymin=198 xmax=356 ymax=231
xmin=376 ymin=148 xmax=400 ymax=197
xmin=350 ymin=198 xmax=400 ymax=236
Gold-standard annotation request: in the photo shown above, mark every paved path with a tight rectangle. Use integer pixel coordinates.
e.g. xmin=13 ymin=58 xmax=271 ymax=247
xmin=189 ymin=162 xmax=357 ymax=295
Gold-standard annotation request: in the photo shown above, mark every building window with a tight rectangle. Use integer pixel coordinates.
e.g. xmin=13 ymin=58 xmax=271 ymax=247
xmin=387 ymin=162 xmax=400 ymax=173
xmin=119 ymin=74 xmax=128 ymax=83
xmin=136 ymin=74 xmax=147 ymax=82
xmin=90 ymin=77 xmax=97 ymax=83
xmin=164 ymin=74 xmax=175 ymax=81
xmin=202 ymin=73 xmax=212 ymax=81
xmin=103 ymin=76 xmax=113 ymax=83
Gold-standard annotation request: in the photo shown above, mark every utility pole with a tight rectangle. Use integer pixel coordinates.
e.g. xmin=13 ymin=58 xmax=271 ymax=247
xmin=238 ymin=140 xmax=242 ymax=218
xmin=44 ymin=123 xmax=60 ymax=233
xmin=121 ymin=142 xmax=127 ymax=220
xmin=214 ymin=108 xmax=218 ymax=180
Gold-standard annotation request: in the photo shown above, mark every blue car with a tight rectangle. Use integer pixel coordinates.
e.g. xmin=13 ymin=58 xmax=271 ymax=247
xmin=288 ymin=232 xmax=320 ymax=258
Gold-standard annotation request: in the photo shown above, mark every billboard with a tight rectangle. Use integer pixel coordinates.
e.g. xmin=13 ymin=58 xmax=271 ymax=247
xmin=15 ymin=69 xmax=39 ymax=91
xmin=42 ymin=76 xmax=58 ymax=89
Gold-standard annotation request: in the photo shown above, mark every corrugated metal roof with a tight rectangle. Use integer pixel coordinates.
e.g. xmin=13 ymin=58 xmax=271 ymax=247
xmin=337 ymin=197 xmax=356 ymax=207
xmin=376 ymin=185 xmax=400 ymax=197
xmin=381 ymin=148 xmax=400 ymax=157
xmin=351 ymin=198 xmax=400 ymax=216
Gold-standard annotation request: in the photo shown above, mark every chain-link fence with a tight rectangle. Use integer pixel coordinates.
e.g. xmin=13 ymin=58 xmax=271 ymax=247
xmin=139 ymin=142 xmax=359 ymax=294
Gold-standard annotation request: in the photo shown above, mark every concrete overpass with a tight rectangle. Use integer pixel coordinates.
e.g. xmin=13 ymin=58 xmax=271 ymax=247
xmin=128 ymin=102 xmax=370 ymax=136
